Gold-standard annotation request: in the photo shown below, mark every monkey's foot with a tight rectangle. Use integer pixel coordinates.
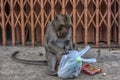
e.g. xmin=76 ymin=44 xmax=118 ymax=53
xmin=47 ymin=70 xmax=58 ymax=76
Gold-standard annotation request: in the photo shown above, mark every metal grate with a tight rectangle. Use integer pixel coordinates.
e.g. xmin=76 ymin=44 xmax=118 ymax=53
xmin=0 ymin=0 xmax=120 ymax=47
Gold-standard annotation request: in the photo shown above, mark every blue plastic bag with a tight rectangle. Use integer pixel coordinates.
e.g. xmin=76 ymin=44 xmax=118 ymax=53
xmin=57 ymin=46 xmax=97 ymax=79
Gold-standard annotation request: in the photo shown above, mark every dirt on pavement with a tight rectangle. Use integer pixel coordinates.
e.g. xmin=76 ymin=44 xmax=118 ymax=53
xmin=0 ymin=46 xmax=120 ymax=80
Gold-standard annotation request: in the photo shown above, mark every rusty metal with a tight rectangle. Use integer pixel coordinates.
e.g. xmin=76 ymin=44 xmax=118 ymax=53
xmin=0 ymin=0 xmax=120 ymax=47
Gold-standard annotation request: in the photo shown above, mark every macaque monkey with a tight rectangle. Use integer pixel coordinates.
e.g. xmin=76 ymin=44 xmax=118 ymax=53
xmin=11 ymin=14 xmax=76 ymax=76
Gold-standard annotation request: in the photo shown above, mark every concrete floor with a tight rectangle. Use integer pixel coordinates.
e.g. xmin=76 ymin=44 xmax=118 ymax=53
xmin=0 ymin=46 xmax=120 ymax=80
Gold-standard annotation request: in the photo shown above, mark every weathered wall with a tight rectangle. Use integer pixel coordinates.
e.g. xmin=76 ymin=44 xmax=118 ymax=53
xmin=0 ymin=0 xmax=120 ymax=47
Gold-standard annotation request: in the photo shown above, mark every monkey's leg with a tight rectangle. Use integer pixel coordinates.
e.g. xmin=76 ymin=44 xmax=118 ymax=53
xmin=47 ymin=52 xmax=57 ymax=76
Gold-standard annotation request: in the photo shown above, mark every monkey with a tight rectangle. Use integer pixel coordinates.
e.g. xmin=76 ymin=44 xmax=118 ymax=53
xmin=44 ymin=14 xmax=73 ymax=75
xmin=11 ymin=14 xmax=76 ymax=76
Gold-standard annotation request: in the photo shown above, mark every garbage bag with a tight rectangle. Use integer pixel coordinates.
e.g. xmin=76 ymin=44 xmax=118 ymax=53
xmin=57 ymin=45 xmax=97 ymax=79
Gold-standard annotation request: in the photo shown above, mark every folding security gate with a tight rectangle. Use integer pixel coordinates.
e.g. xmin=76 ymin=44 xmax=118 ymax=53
xmin=0 ymin=0 xmax=120 ymax=47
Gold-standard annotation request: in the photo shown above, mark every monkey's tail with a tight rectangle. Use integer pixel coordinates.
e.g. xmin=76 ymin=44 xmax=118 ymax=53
xmin=11 ymin=51 xmax=47 ymax=66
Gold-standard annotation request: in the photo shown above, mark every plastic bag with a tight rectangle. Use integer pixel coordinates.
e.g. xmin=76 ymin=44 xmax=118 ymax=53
xmin=57 ymin=46 xmax=97 ymax=79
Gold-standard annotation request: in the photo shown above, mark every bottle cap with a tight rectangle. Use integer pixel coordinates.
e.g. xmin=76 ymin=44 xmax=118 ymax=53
xmin=76 ymin=57 xmax=82 ymax=62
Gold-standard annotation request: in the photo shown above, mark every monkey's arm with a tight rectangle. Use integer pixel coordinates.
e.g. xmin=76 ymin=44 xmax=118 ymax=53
xmin=66 ymin=40 xmax=78 ymax=50
xmin=47 ymin=41 xmax=65 ymax=54
xmin=45 ymin=22 xmax=66 ymax=54
xmin=65 ymin=28 xmax=73 ymax=50
xmin=68 ymin=40 xmax=73 ymax=50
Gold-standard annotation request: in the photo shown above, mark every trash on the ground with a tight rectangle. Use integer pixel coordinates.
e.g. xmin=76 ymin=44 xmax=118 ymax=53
xmin=82 ymin=64 xmax=102 ymax=76
xmin=102 ymin=72 xmax=107 ymax=76
xmin=57 ymin=45 xmax=97 ymax=79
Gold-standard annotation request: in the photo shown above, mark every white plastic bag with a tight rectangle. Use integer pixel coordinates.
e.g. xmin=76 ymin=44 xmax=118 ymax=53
xmin=57 ymin=46 xmax=97 ymax=79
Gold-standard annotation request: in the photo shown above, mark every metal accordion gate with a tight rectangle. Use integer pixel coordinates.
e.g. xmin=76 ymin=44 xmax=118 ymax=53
xmin=0 ymin=0 xmax=120 ymax=47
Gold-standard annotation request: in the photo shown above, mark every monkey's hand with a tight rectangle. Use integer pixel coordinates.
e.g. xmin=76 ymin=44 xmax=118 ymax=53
xmin=64 ymin=40 xmax=73 ymax=51
xmin=57 ymin=52 xmax=66 ymax=61
xmin=48 ymin=42 xmax=66 ymax=54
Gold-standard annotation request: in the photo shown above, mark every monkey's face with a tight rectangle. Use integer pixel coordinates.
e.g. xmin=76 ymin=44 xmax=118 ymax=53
xmin=57 ymin=25 xmax=70 ymax=38
xmin=54 ymin=14 xmax=72 ymax=38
